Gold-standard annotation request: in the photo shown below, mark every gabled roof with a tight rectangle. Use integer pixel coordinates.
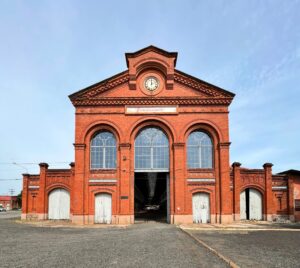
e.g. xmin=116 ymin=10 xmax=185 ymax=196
xmin=69 ymin=46 xmax=235 ymax=105
xmin=69 ymin=70 xmax=128 ymax=100
xmin=125 ymin=45 xmax=178 ymax=67
xmin=175 ymin=69 xmax=235 ymax=98
xmin=277 ymin=169 xmax=300 ymax=176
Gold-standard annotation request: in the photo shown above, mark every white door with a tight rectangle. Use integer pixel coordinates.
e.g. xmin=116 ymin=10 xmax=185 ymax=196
xmin=48 ymin=189 xmax=70 ymax=220
xmin=240 ymin=190 xmax=246 ymax=220
xmin=193 ymin=193 xmax=210 ymax=223
xmin=95 ymin=194 xmax=112 ymax=224
xmin=249 ymin=189 xmax=262 ymax=220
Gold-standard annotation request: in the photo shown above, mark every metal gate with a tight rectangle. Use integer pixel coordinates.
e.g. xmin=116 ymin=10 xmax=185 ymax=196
xmin=193 ymin=193 xmax=210 ymax=223
xmin=48 ymin=188 xmax=70 ymax=220
xmin=95 ymin=193 xmax=112 ymax=224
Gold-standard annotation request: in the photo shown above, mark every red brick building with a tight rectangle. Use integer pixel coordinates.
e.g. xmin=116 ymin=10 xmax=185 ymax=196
xmin=0 ymin=196 xmax=20 ymax=210
xmin=21 ymin=46 xmax=300 ymax=224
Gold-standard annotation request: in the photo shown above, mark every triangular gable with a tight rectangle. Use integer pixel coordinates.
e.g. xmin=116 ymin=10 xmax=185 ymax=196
xmin=125 ymin=45 xmax=178 ymax=67
xmin=174 ymin=70 xmax=235 ymax=98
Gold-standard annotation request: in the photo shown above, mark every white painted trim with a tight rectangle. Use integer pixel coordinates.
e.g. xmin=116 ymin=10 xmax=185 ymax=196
xmin=272 ymin=186 xmax=287 ymax=190
xmin=89 ymin=179 xmax=117 ymax=183
xmin=134 ymin=169 xmax=169 ymax=173
xmin=187 ymin=178 xmax=215 ymax=183
xmin=28 ymin=186 xmax=40 ymax=189
xmin=126 ymin=106 xmax=177 ymax=114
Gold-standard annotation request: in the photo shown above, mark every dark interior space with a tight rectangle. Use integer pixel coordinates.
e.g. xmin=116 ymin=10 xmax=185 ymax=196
xmin=245 ymin=188 xmax=250 ymax=220
xmin=134 ymin=172 xmax=168 ymax=222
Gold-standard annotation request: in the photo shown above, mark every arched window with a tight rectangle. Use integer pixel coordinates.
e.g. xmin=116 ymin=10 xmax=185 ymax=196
xmin=187 ymin=131 xmax=213 ymax=168
xmin=135 ymin=127 xmax=169 ymax=171
xmin=91 ymin=131 xmax=116 ymax=169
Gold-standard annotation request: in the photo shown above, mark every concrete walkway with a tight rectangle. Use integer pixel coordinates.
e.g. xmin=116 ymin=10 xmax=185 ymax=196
xmin=180 ymin=220 xmax=300 ymax=231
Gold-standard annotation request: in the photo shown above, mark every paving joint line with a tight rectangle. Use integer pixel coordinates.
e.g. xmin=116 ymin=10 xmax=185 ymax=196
xmin=179 ymin=227 xmax=240 ymax=268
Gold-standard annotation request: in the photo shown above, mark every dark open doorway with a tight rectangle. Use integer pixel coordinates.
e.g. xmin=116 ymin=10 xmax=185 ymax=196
xmin=134 ymin=172 xmax=169 ymax=223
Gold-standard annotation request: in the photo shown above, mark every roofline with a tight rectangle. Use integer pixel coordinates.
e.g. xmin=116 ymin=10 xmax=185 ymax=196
xmin=277 ymin=169 xmax=300 ymax=176
xmin=125 ymin=45 xmax=178 ymax=67
xmin=175 ymin=69 xmax=235 ymax=98
xmin=68 ymin=70 xmax=128 ymax=100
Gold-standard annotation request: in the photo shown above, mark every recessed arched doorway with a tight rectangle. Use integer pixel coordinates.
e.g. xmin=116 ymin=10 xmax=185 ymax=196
xmin=48 ymin=188 xmax=70 ymax=220
xmin=192 ymin=192 xmax=210 ymax=223
xmin=240 ymin=188 xmax=263 ymax=220
xmin=134 ymin=127 xmax=170 ymax=223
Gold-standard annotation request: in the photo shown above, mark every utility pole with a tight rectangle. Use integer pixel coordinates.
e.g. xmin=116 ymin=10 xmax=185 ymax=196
xmin=9 ymin=189 xmax=15 ymax=196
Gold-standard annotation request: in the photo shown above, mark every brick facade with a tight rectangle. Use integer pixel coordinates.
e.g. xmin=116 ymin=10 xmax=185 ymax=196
xmin=21 ymin=46 xmax=300 ymax=224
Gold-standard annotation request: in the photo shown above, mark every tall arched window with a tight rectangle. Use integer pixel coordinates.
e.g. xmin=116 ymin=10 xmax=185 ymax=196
xmin=135 ymin=127 xmax=169 ymax=171
xmin=91 ymin=131 xmax=116 ymax=169
xmin=187 ymin=131 xmax=213 ymax=168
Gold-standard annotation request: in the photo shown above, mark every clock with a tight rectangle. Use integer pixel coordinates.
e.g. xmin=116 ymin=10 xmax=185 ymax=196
xmin=144 ymin=76 xmax=159 ymax=91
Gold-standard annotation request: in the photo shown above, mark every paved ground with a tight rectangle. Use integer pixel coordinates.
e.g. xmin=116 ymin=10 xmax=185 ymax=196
xmin=189 ymin=229 xmax=300 ymax=268
xmin=0 ymin=218 xmax=227 ymax=268
xmin=0 ymin=210 xmax=21 ymax=219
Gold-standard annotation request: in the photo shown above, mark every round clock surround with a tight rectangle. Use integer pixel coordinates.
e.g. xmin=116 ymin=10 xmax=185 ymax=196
xmin=138 ymin=72 xmax=164 ymax=96
xmin=144 ymin=76 xmax=159 ymax=91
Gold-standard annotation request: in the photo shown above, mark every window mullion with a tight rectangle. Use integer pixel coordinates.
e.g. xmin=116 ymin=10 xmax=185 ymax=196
xmin=103 ymin=147 xmax=106 ymax=168
xmin=151 ymin=146 xmax=153 ymax=169
xmin=199 ymin=145 xmax=202 ymax=168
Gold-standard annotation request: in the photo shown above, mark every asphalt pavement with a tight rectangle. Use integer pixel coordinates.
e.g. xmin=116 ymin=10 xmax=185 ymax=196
xmin=189 ymin=229 xmax=300 ymax=268
xmin=0 ymin=218 xmax=227 ymax=268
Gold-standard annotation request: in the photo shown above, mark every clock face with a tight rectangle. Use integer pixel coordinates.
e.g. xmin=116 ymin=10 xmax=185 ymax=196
xmin=144 ymin=76 xmax=159 ymax=91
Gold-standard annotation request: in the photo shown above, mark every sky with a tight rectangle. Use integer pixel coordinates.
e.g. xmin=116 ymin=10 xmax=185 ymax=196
xmin=0 ymin=0 xmax=299 ymax=195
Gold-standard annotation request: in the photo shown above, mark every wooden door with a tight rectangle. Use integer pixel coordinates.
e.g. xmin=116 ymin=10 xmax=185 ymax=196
xmin=95 ymin=193 xmax=112 ymax=224
xmin=48 ymin=189 xmax=70 ymax=220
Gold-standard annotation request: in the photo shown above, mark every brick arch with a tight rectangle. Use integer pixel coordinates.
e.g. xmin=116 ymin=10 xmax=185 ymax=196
xmin=190 ymin=187 xmax=213 ymax=194
xmin=45 ymin=186 xmax=71 ymax=215
xmin=240 ymin=185 xmax=265 ymax=195
xmin=183 ymin=122 xmax=220 ymax=170
xmin=46 ymin=184 xmax=71 ymax=195
xmin=181 ymin=120 xmax=222 ymax=144
xmin=92 ymin=188 xmax=115 ymax=194
xmin=128 ymin=117 xmax=176 ymax=143
xmin=83 ymin=121 xmax=122 ymax=144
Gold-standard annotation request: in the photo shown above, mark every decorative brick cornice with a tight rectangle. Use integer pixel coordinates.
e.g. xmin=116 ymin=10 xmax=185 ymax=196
xmin=69 ymin=71 xmax=129 ymax=101
xmin=174 ymin=71 xmax=235 ymax=98
xmin=73 ymin=143 xmax=86 ymax=150
xmin=119 ymin=143 xmax=131 ymax=149
xmin=173 ymin=142 xmax=185 ymax=148
xmin=72 ymin=97 xmax=233 ymax=106
xmin=218 ymin=142 xmax=231 ymax=148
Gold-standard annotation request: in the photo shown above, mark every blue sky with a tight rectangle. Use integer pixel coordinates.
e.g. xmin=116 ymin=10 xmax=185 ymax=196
xmin=0 ymin=0 xmax=299 ymax=195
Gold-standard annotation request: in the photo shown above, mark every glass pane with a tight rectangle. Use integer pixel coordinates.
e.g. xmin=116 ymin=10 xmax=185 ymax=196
xmin=135 ymin=147 xmax=151 ymax=169
xmin=153 ymin=147 xmax=169 ymax=169
xmin=105 ymin=147 xmax=116 ymax=168
xmin=91 ymin=131 xmax=116 ymax=169
xmin=187 ymin=146 xmax=199 ymax=168
xmin=135 ymin=127 xmax=169 ymax=170
xmin=201 ymin=146 xmax=212 ymax=168
xmin=91 ymin=147 xmax=104 ymax=169
xmin=187 ymin=131 xmax=213 ymax=168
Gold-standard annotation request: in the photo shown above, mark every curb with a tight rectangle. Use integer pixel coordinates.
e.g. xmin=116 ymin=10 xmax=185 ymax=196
xmin=180 ymin=228 xmax=240 ymax=268
xmin=180 ymin=227 xmax=300 ymax=232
